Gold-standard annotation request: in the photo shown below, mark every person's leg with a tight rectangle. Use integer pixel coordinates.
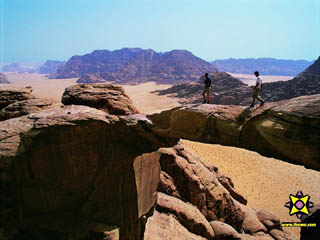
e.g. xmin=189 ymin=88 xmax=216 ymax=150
xmin=251 ymin=89 xmax=257 ymax=107
xmin=207 ymin=89 xmax=210 ymax=104
xmin=256 ymin=89 xmax=264 ymax=106
xmin=202 ymin=89 xmax=206 ymax=103
xmin=257 ymin=95 xmax=264 ymax=106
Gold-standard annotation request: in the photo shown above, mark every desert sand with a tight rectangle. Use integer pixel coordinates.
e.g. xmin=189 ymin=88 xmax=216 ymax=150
xmin=229 ymin=72 xmax=293 ymax=86
xmin=3 ymin=73 xmax=319 ymax=238
xmin=1 ymin=73 xmax=180 ymax=114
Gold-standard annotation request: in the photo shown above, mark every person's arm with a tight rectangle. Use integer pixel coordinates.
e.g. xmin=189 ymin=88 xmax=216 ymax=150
xmin=253 ymin=81 xmax=258 ymax=90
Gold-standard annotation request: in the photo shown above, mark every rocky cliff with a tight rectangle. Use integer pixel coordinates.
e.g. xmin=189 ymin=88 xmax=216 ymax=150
xmin=38 ymin=60 xmax=66 ymax=74
xmin=144 ymin=143 xmax=296 ymax=240
xmin=148 ymin=95 xmax=320 ymax=170
xmin=0 ymin=103 xmax=178 ymax=239
xmin=53 ymin=48 xmax=218 ymax=84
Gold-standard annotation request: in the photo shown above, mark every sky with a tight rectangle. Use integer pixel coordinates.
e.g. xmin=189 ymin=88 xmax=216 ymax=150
xmin=0 ymin=0 xmax=319 ymax=63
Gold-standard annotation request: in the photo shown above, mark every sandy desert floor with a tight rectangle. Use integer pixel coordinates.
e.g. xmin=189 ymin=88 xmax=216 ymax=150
xmin=1 ymin=73 xmax=180 ymax=114
xmin=229 ymin=72 xmax=294 ymax=86
xmin=3 ymin=73 xmax=320 ymax=238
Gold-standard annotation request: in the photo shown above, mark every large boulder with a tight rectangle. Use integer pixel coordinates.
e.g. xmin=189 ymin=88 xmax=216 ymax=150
xmin=0 ymin=98 xmax=61 ymax=121
xmin=156 ymin=192 xmax=215 ymax=239
xmin=144 ymin=210 xmax=207 ymax=240
xmin=149 ymin=104 xmax=243 ymax=146
xmin=0 ymin=86 xmax=34 ymax=109
xmin=241 ymin=94 xmax=320 ymax=169
xmin=145 ymin=143 xmax=296 ymax=240
xmin=157 ymin=143 xmax=245 ymax=230
xmin=0 ymin=105 xmax=178 ymax=239
xmin=209 ymin=221 xmax=242 ymax=240
xmin=148 ymin=94 xmax=320 ymax=170
xmin=61 ymin=83 xmax=139 ymax=115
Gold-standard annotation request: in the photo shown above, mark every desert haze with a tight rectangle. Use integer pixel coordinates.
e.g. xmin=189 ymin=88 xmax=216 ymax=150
xmin=2 ymin=72 xmax=319 ymax=238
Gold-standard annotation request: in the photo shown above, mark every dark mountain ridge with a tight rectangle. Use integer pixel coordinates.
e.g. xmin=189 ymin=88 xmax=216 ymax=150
xmin=211 ymin=58 xmax=314 ymax=76
xmin=54 ymin=48 xmax=218 ymax=84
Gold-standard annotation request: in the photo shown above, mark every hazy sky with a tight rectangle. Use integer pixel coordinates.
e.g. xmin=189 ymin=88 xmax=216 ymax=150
xmin=1 ymin=0 xmax=319 ymax=62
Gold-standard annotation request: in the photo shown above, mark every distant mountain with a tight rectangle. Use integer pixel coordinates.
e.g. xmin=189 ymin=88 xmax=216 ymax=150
xmin=1 ymin=62 xmax=43 ymax=73
xmin=0 ymin=72 xmax=10 ymax=84
xmin=54 ymin=48 xmax=218 ymax=83
xmin=38 ymin=60 xmax=66 ymax=74
xmin=211 ymin=58 xmax=314 ymax=76
xmin=303 ymin=56 xmax=320 ymax=75
xmin=262 ymin=56 xmax=320 ymax=102
xmin=76 ymin=74 xmax=106 ymax=83
xmin=157 ymin=56 xmax=320 ymax=105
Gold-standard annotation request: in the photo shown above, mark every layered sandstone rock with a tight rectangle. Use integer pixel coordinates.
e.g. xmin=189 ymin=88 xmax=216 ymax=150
xmin=0 ymin=98 xmax=61 ymax=121
xmin=62 ymin=83 xmax=139 ymax=115
xmin=144 ymin=143 xmax=297 ymax=240
xmin=0 ymin=105 xmax=178 ymax=239
xmin=241 ymin=94 xmax=320 ymax=169
xmin=148 ymin=95 xmax=320 ymax=170
xmin=0 ymin=86 xmax=34 ymax=109
xmin=149 ymin=104 xmax=243 ymax=147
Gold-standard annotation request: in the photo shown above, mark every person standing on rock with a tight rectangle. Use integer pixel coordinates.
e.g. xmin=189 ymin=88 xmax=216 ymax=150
xmin=202 ymin=73 xmax=211 ymax=104
xmin=250 ymin=71 xmax=264 ymax=108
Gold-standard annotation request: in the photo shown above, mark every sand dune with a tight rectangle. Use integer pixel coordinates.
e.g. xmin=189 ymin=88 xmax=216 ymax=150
xmin=3 ymin=73 xmax=319 ymax=238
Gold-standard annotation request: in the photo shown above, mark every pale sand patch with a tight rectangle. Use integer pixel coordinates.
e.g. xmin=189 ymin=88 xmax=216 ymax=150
xmin=229 ymin=72 xmax=294 ymax=86
xmin=2 ymin=73 xmax=180 ymax=114
xmin=181 ymin=139 xmax=320 ymax=238
xmin=2 ymin=72 xmax=78 ymax=101
xmin=122 ymin=82 xmax=180 ymax=114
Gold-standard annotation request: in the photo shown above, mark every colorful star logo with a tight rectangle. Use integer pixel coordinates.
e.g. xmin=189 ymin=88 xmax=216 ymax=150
xmin=285 ymin=191 xmax=314 ymax=220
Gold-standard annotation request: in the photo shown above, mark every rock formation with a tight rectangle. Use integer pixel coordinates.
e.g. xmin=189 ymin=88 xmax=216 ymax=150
xmin=145 ymin=143 xmax=296 ymax=240
xmin=76 ymin=73 xmax=107 ymax=83
xmin=211 ymin=58 xmax=313 ymax=76
xmin=303 ymin=56 xmax=320 ymax=75
xmin=62 ymin=84 xmax=139 ymax=115
xmin=148 ymin=94 xmax=320 ymax=170
xmin=0 ymin=86 xmax=34 ymax=109
xmin=0 ymin=72 xmax=10 ymax=84
xmin=0 ymin=105 xmax=178 ymax=239
xmin=157 ymin=56 xmax=320 ymax=105
xmin=0 ymin=98 xmax=61 ymax=121
xmin=0 ymin=83 xmax=302 ymax=240
xmin=0 ymin=86 xmax=61 ymax=121
xmin=53 ymin=48 xmax=218 ymax=84
xmin=38 ymin=60 xmax=66 ymax=74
